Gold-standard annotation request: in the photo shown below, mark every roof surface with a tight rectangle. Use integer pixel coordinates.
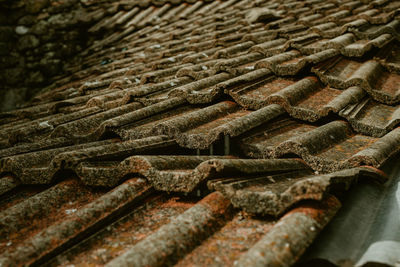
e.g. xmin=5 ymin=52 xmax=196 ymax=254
xmin=1 ymin=0 xmax=400 ymax=266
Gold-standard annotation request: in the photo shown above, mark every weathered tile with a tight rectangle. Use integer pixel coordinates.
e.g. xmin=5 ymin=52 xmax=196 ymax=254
xmin=241 ymin=118 xmax=400 ymax=172
xmin=211 ymin=166 xmax=385 ymax=216
xmin=313 ymin=57 xmax=400 ymax=104
xmin=2 ymin=1 xmax=400 ymax=266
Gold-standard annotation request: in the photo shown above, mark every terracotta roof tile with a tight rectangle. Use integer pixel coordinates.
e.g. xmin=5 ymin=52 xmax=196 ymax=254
xmin=350 ymin=19 xmax=400 ymax=39
xmin=340 ymin=97 xmax=400 ymax=137
xmin=104 ymin=191 xmax=231 ymax=267
xmin=211 ymin=166 xmax=385 ymax=216
xmin=0 ymin=178 xmax=152 ymax=266
xmin=1 ymin=0 xmax=400 ymax=265
xmin=1 ymin=136 xmax=175 ymax=185
xmin=240 ymin=118 xmax=400 ymax=172
xmin=235 ymin=195 xmax=340 ymax=267
xmin=375 ymin=40 xmax=400 ymax=73
xmin=313 ymin=57 xmax=400 ymax=104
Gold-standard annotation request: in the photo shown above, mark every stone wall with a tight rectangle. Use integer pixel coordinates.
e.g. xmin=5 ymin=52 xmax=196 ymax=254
xmin=0 ymin=0 xmax=113 ymax=111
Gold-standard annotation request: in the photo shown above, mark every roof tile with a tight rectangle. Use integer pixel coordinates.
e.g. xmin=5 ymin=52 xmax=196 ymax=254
xmin=1 ymin=0 xmax=400 ymax=265
xmin=211 ymin=166 xmax=384 ymax=216
xmin=241 ymin=118 xmax=400 ymax=172
xmin=235 ymin=195 xmax=341 ymax=267
xmin=313 ymin=57 xmax=400 ymax=104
